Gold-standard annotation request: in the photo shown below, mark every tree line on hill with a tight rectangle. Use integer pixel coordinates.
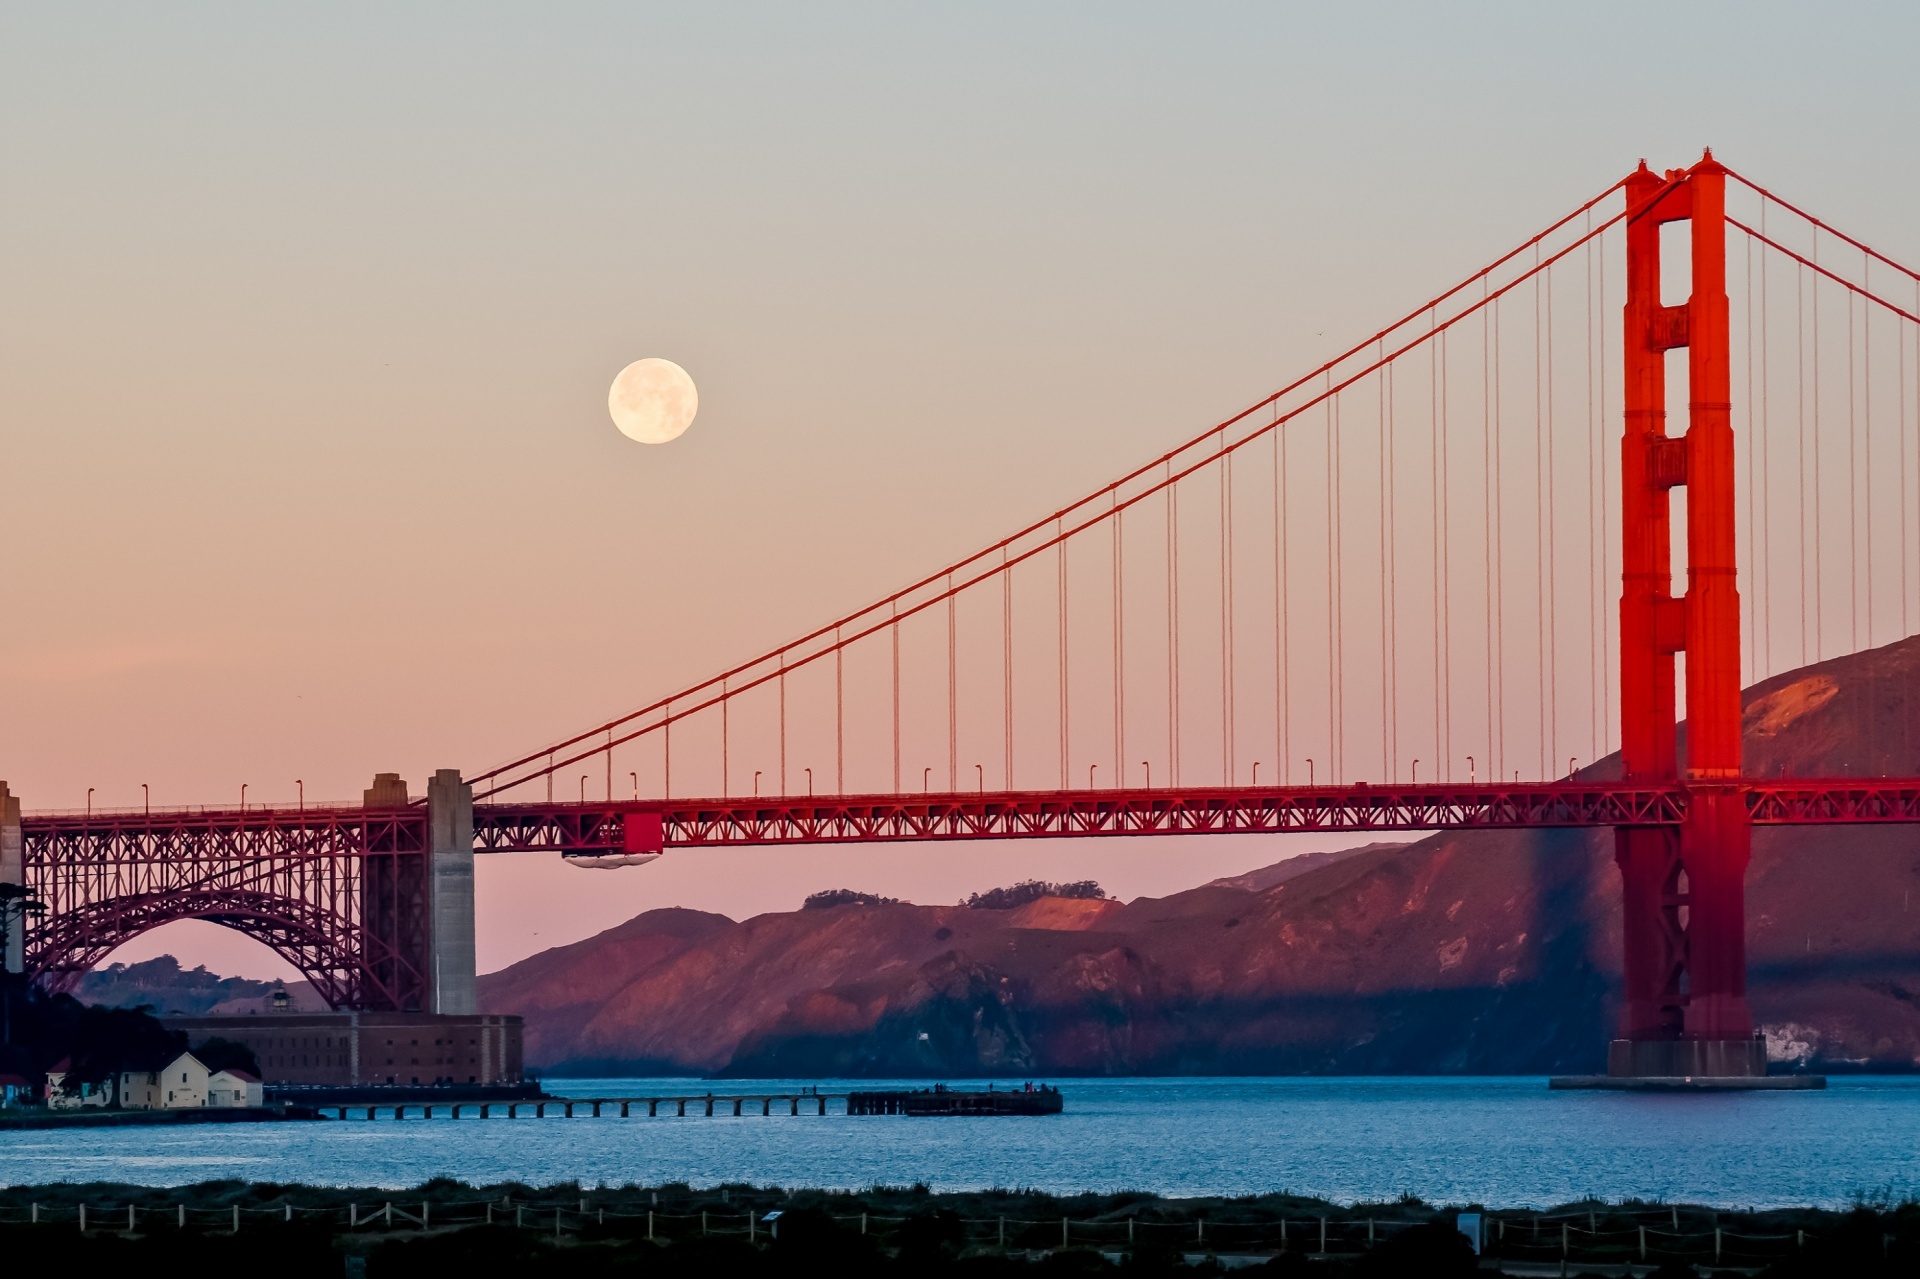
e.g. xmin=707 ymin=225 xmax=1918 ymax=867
xmin=802 ymin=881 xmax=1108 ymax=912
xmin=0 ymin=976 xmax=257 ymax=1098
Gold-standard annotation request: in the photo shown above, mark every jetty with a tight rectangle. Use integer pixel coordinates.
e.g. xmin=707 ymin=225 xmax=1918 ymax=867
xmin=310 ymin=1085 xmax=1062 ymax=1120
xmin=848 ymin=1084 xmax=1063 ymax=1116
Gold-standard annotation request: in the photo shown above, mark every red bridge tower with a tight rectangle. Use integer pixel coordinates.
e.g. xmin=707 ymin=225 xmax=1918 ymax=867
xmin=1614 ymin=152 xmax=1763 ymax=1078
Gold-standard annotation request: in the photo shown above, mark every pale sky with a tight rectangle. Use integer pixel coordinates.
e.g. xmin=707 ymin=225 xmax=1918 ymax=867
xmin=3 ymin=4 xmax=1915 ymax=979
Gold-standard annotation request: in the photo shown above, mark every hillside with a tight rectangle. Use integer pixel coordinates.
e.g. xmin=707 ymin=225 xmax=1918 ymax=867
xmin=478 ymin=636 xmax=1920 ymax=1077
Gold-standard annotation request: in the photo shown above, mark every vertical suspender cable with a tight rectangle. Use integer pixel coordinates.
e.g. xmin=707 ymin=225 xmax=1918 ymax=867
xmin=1432 ymin=316 xmax=1444 ymax=777
xmin=1745 ymin=229 xmax=1758 ymax=681
xmin=1494 ymin=296 xmax=1507 ymax=777
xmin=1535 ymin=268 xmax=1546 ymax=778
xmin=1222 ymin=434 xmax=1235 ymax=784
xmin=1814 ymin=236 xmax=1824 ymax=661
xmin=1536 ymin=265 xmax=1551 ymax=772
xmin=1848 ymin=282 xmax=1859 ymax=653
xmin=1386 ymin=351 xmax=1399 ymax=780
xmin=1483 ymin=294 xmax=1496 ymax=777
xmin=1440 ymin=328 xmax=1452 ymax=777
xmin=948 ymin=574 xmax=958 ymax=791
xmin=1862 ymin=251 xmax=1873 ymax=652
xmin=1761 ymin=206 xmax=1774 ymax=677
xmin=1058 ymin=519 xmax=1069 ymax=789
xmin=1003 ymin=551 xmax=1014 ymax=790
xmin=1798 ymin=261 xmax=1810 ymax=666
xmin=1382 ymin=345 xmax=1397 ymax=775
xmin=835 ymin=626 xmax=844 ymax=793
xmin=1587 ymin=214 xmax=1600 ymax=759
xmin=1170 ymin=469 xmax=1181 ymax=785
xmin=891 ymin=601 xmax=901 ymax=793
xmin=1326 ymin=393 xmax=1338 ymax=781
xmin=1276 ymin=422 xmax=1289 ymax=782
xmin=1114 ymin=493 xmax=1125 ymax=787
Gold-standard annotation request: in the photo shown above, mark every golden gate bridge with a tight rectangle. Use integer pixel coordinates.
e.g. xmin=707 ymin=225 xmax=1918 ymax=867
xmin=8 ymin=153 xmax=1920 ymax=1078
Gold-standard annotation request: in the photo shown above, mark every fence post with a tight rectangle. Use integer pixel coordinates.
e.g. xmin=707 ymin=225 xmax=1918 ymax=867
xmin=1129 ymin=1218 xmax=1135 ymax=1245
xmin=487 ymin=1204 xmax=493 ymax=1225
xmin=1640 ymin=1225 xmax=1646 ymax=1259
xmin=1319 ymin=1217 xmax=1326 ymax=1255
xmin=233 ymin=1205 xmax=240 ymax=1233
xmin=1671 ymin=1206 xmax=1678 ymax=1229
xmin=351 ymin=1204 xmax=357 ymax=1230
xmin=1369 ymin=1218 xmax=1375 ymax=1245
xmin=1562 ymin=1222 xmax=1568 ymax=1258
xmin=1797 ymin=1229 xmax=1804 ymax=1249
xmin=516 ymin=1206 xmax=524 ymax=1229
xmin=998 ymin=1216 xmax=1004 ymax=1247
xmin=285 ymin=1204 xmax=292 ymax=1223
xmin=422 ymin=1202 xmax=429 ymax=1228
xmin=1198 ymin=1219 xmax=1204 ymax=1245
xmin=1280 ymin=1218 xmax=1286 ymax=1251
xmin=31 ymin=1203 xmax=38 ymax=1225
xmin=751 ymin=1212 xmax=757 ymax=1243
xmin=1715 ymin=1227 xmax=1722 ymax=1263
xmin=1062 ymin=1217 xmax=1068 ymax=1249
xmin=555 ymin=1208 xmax=562 ymax=1239
xmin=79 ymin=1204 xmax=85 ymax=1232
xmin=384 ymin=1203 xmax=392 ymax=1227
xmin=861 ymin=1213 xmax=867 ymax=1235
xmin=703 ymin=1211 xmax=709 ymax=1236
xmin=178 ymin=1204 xmax=185 ymax=1229
xmin=129 ymin=1205 xmax=135 ymax=1232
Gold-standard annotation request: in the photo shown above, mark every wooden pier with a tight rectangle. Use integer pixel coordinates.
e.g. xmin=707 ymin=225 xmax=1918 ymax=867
xmin=325 ymin=1086 xmax=1061 ymax=1120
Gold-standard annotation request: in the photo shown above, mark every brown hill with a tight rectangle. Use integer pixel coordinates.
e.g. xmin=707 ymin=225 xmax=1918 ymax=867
xmin=479 ymin=636 xmax=1920 ymax=1077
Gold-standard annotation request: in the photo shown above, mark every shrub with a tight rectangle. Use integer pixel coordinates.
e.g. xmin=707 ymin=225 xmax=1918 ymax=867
xmin=802 ymin=889 xmax=900 ymax=910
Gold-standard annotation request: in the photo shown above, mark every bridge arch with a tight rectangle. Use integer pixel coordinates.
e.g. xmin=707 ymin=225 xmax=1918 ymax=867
xmin=29 ymin=889 xmax=419 ymax=1011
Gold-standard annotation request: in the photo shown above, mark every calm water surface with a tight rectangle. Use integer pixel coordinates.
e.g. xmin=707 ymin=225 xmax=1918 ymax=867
xmin=0 ymin=1076 xmax=1911 ymax=1208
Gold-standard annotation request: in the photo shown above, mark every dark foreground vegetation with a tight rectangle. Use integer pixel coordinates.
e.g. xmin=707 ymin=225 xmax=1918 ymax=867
xmin=0 ymin=1182 xmax=1915 ymax=1275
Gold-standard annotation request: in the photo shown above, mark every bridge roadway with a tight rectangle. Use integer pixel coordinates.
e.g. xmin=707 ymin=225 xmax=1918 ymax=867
xmin=21 ymin=778 xmax=1920 ymax=859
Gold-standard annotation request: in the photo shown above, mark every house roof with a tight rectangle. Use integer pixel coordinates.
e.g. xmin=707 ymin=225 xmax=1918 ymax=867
xmin=0 ymin=1074 xmax=32 ymax=1088
xmin=215 ymin=1068 xmax=260 ymax=1083
xmin=47 ymin=1057 xmax=71 ymax=1074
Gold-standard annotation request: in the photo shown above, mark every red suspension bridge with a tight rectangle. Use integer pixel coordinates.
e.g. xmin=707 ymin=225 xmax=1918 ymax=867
xmin=7 ymin=153 xmax=1920 ymax=1076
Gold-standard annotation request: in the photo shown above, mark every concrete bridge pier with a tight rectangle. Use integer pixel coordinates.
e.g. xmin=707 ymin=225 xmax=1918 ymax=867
xmin=0 ymin=782 xmax=21 ymax=974
xmin=426 ymin=769 xmax=476 ymax=1015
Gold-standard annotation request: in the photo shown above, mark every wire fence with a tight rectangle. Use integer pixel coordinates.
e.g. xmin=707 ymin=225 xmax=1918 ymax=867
xmin=0 ymin=1198 xmax=1838 ymax=1264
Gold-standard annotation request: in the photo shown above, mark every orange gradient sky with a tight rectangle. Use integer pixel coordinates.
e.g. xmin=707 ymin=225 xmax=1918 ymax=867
xmin=3 ymin=4 xmax=1916 ymax=979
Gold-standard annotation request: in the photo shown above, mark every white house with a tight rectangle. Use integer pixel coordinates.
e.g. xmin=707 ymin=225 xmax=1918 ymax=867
xmin=45 ymin=1059 xmax=114 ymax=1110
xmin=206 ymin=1067 xmax=262 ymax=1108
xmin=117 ymin=1068 xmax=164 ymax=1109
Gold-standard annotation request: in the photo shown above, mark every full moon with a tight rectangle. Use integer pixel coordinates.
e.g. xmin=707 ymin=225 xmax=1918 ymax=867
xmin=608 ymin=358 xmax=698 ymax=444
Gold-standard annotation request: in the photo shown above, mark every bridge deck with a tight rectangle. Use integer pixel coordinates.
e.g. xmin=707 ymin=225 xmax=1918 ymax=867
xmin=22 ymin=779 xmax=1920 ymax=856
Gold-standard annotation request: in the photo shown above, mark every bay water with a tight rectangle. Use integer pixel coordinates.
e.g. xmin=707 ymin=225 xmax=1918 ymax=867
xmin=0 ymin=1076 xmax=1912 ymax=1209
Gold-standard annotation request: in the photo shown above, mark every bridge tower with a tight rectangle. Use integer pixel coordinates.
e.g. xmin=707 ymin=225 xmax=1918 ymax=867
xmin=1613 ymin=152 xmax=1763 ymax=1078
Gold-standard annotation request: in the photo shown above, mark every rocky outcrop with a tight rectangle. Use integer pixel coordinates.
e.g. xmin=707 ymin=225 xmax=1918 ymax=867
xmin=479 ymin=636 xmax=1920 ymax=1077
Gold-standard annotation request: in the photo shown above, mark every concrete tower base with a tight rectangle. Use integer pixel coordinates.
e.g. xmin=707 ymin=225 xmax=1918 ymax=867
xmin=1550 ymin=1037 xmax=1825 ymax=1090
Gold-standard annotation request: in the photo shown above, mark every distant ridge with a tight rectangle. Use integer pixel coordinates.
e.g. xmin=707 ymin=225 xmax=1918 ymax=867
xmin=1205 ymin=844 xmax=1404 ymax=893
